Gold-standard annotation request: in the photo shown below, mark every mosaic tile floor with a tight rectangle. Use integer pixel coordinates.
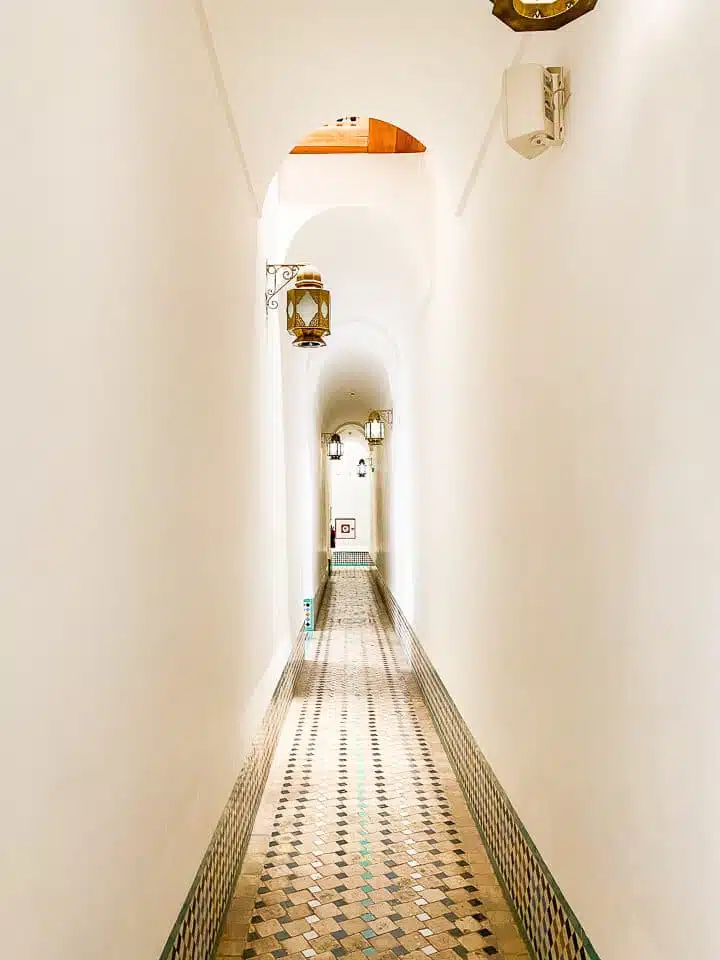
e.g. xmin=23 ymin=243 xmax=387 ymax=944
xmin=216 ymin=571 xmax=529 ymax=960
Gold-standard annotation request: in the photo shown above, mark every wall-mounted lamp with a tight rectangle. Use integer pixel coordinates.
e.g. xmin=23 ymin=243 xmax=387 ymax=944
xmin=503 ymin=64 xmax=569 ymax=159
xmin=357 ymin=459 xmax=368 ymax=478
xmin=322 ymin=433 xmax=344 ymax=460
xmin=364 ymin=410 xmax=393 ymax=445
xmin=490 ymin=0 xmax=598 ymax=31
xmin=266 ymin=263 xmax=332 ymax=348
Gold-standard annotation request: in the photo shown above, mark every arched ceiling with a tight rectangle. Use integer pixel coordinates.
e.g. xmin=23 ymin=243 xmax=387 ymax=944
xmin=317 ymin=347 xmax=391 ymax=433
xmin=284 ymin=205 xmax=424 ymax=336
xmin=282 ymin=205 xmax=416 ymax=431
xmin=203 ymin=0 xmax=522 ymax=201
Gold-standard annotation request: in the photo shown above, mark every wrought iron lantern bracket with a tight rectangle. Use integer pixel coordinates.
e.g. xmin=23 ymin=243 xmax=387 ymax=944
xmin=265 ymin=263 xmax=306 ymax=315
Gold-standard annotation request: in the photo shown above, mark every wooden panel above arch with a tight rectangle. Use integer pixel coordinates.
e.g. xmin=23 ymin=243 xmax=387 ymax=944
xmin=291 ymin=118 xmax=426 ymax=155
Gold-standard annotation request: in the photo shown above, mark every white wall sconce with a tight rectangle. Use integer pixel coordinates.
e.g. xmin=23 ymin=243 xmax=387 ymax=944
xmin=357 ymin=459 xmax=368 ymax=478
xmin=502 ymin=64 xmax=570 ymax=159
xmin=265 ymin=263 xmax=332 ymax=348
xmin=364 ymin=410 xmax=393 ymax=445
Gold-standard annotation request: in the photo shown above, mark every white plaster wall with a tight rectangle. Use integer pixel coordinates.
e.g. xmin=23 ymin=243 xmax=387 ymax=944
xmin=384 ymin=351 xmax=421 ymax=622
xmin=0 ymin=3 xmax=275 ymax=957
xmin=279 ymin=340 xmax=322 ymax=626
xmin=373 ymin=441 xmax=391 ymax=581
xmin=260 ymin=211 xmax=295 ymax=668
xmin=331 ymin=433 xmax=372 ymax=552
xmin=316 ymin=417 xmax=331 ymax=593
xmin=419 ymin=2 xmax=720 ymax=958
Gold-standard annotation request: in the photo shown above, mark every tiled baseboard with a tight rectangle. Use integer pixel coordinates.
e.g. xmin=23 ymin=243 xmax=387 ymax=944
xmin=314 ymin=571 xmax=329 ymax=614
xmin=370 ymin=569 xmax=600 ymax=960
xmin=159 ymin=573 xmax=329 ymax=960
xmin=331 ymin=550 xmax=373 ymax=568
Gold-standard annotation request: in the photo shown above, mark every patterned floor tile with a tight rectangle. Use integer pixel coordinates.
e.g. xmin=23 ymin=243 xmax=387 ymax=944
xmin=216 ymin=571 xmax=529 ymax=960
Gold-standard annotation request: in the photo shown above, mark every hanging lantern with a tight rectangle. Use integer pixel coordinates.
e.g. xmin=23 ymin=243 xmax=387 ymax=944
xmin=357 ymin=458 xmax=368 ymax=478
xmin=286 ymin=265 xmax=331 ymax=348
xmin=328 ymin=433 xmax=343 ymax=460
xmin=364 ymin=411 xmax=385 ymax=445
xmin=490 ymin=0 xmax=598 ymax=31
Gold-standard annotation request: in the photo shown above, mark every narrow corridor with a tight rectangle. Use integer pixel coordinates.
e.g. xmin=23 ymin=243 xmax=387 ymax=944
xmin=216 ymin=571 xmax=528 ymax=960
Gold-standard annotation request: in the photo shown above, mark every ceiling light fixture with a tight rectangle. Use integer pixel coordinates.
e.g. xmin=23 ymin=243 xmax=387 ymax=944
xmin=490 ymin=0 xmax=598 ymax=31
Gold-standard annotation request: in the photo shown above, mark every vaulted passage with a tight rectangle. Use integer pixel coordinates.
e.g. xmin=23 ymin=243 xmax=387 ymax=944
xmin=216 ymin=572 xmax=528 ymax=960
xmin=7 ymin=5 xmax=719 ymax=959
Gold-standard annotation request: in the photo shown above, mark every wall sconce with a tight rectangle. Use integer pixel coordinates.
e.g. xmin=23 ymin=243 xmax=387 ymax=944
xmin=357 ymin=459 xmax=368 ymax=478
xmin=322 ymin=433 xmax=344 ymax=460
xmin=490 ymin=0 xmax=598 ymax=31
xmin=265 ymin=263 xmax=332 ymax=348
xmin=364 ymin=410 xmax=393 ymax=445
xmin=503 ymin=64 xmax=569 ymax=159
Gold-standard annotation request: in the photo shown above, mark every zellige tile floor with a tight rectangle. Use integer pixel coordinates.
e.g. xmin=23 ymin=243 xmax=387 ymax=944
xmin=216 ymin=570 xmax=529 ymax=960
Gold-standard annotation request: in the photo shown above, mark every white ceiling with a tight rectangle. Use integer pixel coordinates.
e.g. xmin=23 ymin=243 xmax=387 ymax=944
xmin=316 ymin=346 xmax=391 ymax=431
xmin=204 ymin=0 xmax=521 ymax=204
xmin=284 ymin=204 xmax=423 ymax=334
xmin=283 ymin=202 xmax=418 ymax=429
xmin=209 ymin=0 xmax=525 ymax=428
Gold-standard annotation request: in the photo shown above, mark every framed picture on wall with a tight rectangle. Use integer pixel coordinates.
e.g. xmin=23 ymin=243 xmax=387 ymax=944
xmin=335 ymin=518 xmax=356 ymax=540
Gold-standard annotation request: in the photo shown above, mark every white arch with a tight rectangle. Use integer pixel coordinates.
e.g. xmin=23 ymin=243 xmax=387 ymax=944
xmin=204 ymin=0 xmax=517 ymax=203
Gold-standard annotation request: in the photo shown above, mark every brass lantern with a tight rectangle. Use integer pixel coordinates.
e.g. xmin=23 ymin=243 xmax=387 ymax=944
xmin=357 ymin=458 xmax=368 ymax=478
xmin=328 ymin=433 xmax=343 ymax=460
xmin=490 ymin=0 xmax=598 ymax=31
xmin=364 ymin=412 xmax=385 ymax=445
xmin=286 ymin=265 xmax=331 ymax=348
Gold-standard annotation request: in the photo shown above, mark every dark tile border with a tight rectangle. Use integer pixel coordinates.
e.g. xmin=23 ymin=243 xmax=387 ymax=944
xmin=330 ymin=550 xmax=373 ymax=568
xmin=314 ymin=570 xmax=329 ymax=614
xmin=158 ymin=573 xmax=329 ymax=960
xmin=370 ymin=568 xmax=601 ymax=960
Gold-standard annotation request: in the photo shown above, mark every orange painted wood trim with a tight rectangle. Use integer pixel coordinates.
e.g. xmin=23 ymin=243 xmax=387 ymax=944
xmin=291 ymin=118 xmax=425 ymax=155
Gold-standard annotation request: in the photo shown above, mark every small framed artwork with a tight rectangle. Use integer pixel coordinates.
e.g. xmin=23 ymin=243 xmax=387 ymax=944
xmin=335 ymin=518 xmax=356 ymax=540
